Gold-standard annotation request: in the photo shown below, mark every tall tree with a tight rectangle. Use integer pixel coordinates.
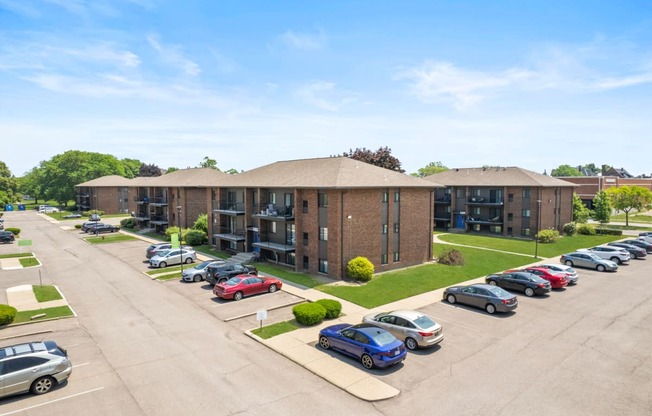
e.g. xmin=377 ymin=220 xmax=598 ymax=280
xmin=339 ymin=146 xmax=404 ymax=173
xmin=121 ymin=158 xmax=142 ymax=179
xmin=198 ymin=156 xmax=220 ymax=170
xmin=0 ymin=161 xmax=18 ymax=205
xmin=551 ymin=165 xmax=581 ymax=177
xmin=572 ymin=193 xmax=591 ymax=223
xmin=18 ymin=167 xmax=45 ymax=204
xmin=592 ymin=190 xmax=612 ymax=224
xmin=605 ymin=186 xmax=652 ymax=226
xmin=139 ymin=163 xmax=163 ymax=177
xmin=582 ymin=163 xmax=601 ymax=175
xmin=411 ymin=161 xmax=449 ymax=177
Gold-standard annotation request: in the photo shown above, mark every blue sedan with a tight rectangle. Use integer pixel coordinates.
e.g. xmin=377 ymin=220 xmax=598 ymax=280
xmin=318 ymin=323 xmax=407 ymax=369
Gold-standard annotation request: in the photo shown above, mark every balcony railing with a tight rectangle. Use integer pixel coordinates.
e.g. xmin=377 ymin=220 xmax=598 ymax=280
xmin=213 ymin=201 xmax=245 ymax=214
xmin=253 ymin=232 xmax=295 ymax=252
xmin=149 ymin=215 xmax=168 ymax=224
xmin=213 ymin=227 xmax=246 ymax=242
xmin=466 ymin=216 xmax=503 ymax=224
xmin=252 ymin=204 xmax=295 ymax=220
xmin=466 ymin=197 xmax=504 ymax=205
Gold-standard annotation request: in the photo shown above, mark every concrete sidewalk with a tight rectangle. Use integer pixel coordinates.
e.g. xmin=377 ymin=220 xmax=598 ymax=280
xmin=6 ymin=285 xmax=70 ymax=311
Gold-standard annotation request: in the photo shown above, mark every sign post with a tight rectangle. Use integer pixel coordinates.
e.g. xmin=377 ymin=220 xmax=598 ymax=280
xmin=256 ymin=309 xmax=268 ymax=330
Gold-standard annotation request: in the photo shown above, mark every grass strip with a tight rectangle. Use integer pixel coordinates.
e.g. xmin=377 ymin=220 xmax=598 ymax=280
xmin=0 ymin=253 xmax=34 ymax=259
xmin=256 ymin=264 xmax=325 ymax=288
xmin=85 ymin=234 xmax=137 ymax=244
xmin=156 ymin=272 xmax=182 ymax=281
xmin=251 ymin=320 xmax=299 ymax=339
xmin=12 ymin=306 xmax=74 ymax=324
xmin=32 ymin=285 xmax=63 ymax=302
xmin=146 ymin=265 xmax=183 ymax=275
xmin=19 ymin=257 xmax=40 ymax=267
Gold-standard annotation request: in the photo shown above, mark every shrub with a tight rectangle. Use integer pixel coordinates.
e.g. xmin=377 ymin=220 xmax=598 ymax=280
xmin=0 ymin=304 xmax=17 ymax=326
xmin=562 ymin=222 xmax=577 ymax=236
xmin=165 ymin=226 xmax=187 ymax=242
xmin=185 ymin=229 xmax=208 ymax=246
xmin=120 ymin=217 xmax=138 ymax=229
xmin=536 ymin=229 xmax=560 ymax=243
xmin=438 ymin=248 xmax=465 ymax=265
xmin=74 ymin=224 xmax=82 ymax=229
xmin=292 ymin=303 xmax=326 ymax=326
xmin=596 ymin=228 xmax=623 ymax=236
xmin=5 ymin=227 xmax=20 ymax=236
xmin=84 ymin=209 xmax=104 ymax=216
xmin=193 ymin=214 xmax=208 ymax=233
xmin=347 ymin=256 xmax=374 ymax=282
xmin=577 ymin=223 xmax=596 ymax=235
xmin=315 ymin=299 xmax=342 ymax=319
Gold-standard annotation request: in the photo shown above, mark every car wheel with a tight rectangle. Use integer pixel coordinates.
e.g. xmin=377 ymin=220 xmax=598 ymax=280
xmin=405 ymin=337 xmax=418 ymax=351
xmin=193 ymin=275 xmax=201 ymax=283
xmin=524 ymin=287 xmax=535 ymax=297
xmin=485 ymin=304 xmax=497 ymax=314
xmin=361 ymin=354 xmax=374 ymax=369
xmin=268 ymin=284 xmax=277 ymax=293
xmin=610 ymin=257 xmax=621 ymax=264
xmin=632 ymin=253 xmax=638 ymax=259
xmin=319 ymin=336 xmax=330 ymax=350
xmin=233 ymin=291 xmax=244 ymax=301
xmin=159 ymin=262 xmax=167 ymax=268
xmin=30 ymin=376 xmax=55 ymax=395
xmin=564 ymin=260 xmax=574 ymax=266
xmin=596 ymin=264 xmax=606 ymax=272
xmin=488 ymin=280 xmax=497 ymax=286
xmin=185 ymin=257 xmax=193 ymax=264
xmin=446 ymin=294 xmax=456 ymax=304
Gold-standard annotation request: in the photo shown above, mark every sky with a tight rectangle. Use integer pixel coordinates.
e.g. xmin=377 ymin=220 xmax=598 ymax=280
xmin=1 ymin=0 xmax=651 ymax=178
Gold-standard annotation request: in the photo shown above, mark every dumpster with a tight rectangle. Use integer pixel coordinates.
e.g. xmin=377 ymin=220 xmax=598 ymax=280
xmin=4 ymin=204 xmax=14 ymax=211
xmin=18 ymin=204 xmax=26 ymax=211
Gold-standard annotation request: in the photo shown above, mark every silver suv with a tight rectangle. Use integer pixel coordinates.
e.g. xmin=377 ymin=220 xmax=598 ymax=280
xmin=0 ymin=340 xmax=72 ymax=398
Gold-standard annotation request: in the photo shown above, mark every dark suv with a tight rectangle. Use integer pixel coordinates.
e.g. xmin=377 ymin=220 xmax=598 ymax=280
xmin=206 ymin=262 xmax=258 ymax=285
xmin=0 ymin=340 xmax=72 ymax=398
xmin=0 ymin=230 xmax=15 ymax=243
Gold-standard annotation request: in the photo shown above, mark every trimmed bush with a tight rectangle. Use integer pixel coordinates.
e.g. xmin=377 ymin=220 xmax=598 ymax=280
xmin=193 ymin=214 xmax=208 ymax=233
xmin=120 ymin=217 xmax=138 ymax=229
xmin=292 ymin=303 xmax=326 ymax=326
xmin=438 ymin=248 xmax=465 ymax=265
xmin=5 ymin=227 xmax=20 ymax=236
xmin=596 ymin=228 xmax=623 ymax=236
xmin=577 ymin=223 xmax=596 ymax=235
xmin=185 ymin=229 xmax=208 ymax=246
xmin=347 ymin=256 xmax=374 ymax=282
xmin=562 ymin=222 xmax=577 ymax=236
xmin=84 ymin=209 xmax=105 ymax=216
xmin=74 ymin=224 xmax=82 ymax=229
xmin=536 ymin=229 xmax=560 ymax=243
xmin=315 ymin=299 xmax=342 ymax=319
xmin=0 ymin=304 xmax=17 ymax=326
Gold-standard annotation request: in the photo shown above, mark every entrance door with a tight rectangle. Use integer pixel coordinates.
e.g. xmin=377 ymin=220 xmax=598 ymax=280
xmin=455 ymin=214 xmax=465 ymax=228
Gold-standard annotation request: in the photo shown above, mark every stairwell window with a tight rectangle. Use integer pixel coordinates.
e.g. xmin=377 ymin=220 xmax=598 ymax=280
xmin=319 ymin=259 xmax=328 ymax=274
xmin=319 ymin=227 xmax=328 ymax=241
xmin=522 ymin=209 xmax=531 ymax=218
xmin=318 ymin=193 xmax=328 ymax=208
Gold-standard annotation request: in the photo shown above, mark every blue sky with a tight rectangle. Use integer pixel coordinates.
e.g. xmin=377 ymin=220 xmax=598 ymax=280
xmin=1 ymin=0 xmax=651 ymax=177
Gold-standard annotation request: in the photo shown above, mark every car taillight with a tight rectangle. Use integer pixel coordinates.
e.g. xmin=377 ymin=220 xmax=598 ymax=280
xmin=501 ymin=299 xmax=509 ymax=304
xmin=418 ymin=331 xmax=433 ymax=337
xmin=537 ymin=283 xmax=546 ymax=288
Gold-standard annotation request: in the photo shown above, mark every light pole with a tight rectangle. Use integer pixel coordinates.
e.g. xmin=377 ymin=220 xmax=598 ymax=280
xmin=177 ymin=205 xmax=183 ymax=275
xmin=534 ymin=199 xmax=542 ymax=258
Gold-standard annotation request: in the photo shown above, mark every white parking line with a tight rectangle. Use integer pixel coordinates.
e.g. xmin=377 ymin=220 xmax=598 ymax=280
xmin=72 ymin=362 xmax=90 ymax=368
xmin=0 ymin=387 xmax=104 ymax=416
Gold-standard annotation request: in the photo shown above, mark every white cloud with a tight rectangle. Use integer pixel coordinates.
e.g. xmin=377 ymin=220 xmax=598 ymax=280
xmin=279 ymin=29 xmax=326 ymax=50
xmin=147 ymin=33 xmax=201 ymax=76
xmin=294 ymin=81 xmax=359 ymax=112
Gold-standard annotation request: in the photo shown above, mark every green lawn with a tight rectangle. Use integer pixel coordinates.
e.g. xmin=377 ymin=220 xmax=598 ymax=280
xmin=19 ymin=257 xmax=40 ymax=267
xmin=146 ymin=265 xmax=184 ymax=275
xmin=318 ymin=245 xmax=535 ymax=308
xmin=257 ymin=264 xmax=326 ymax=288
xmin=611 ymin=213 xmax=652 ymax=224
xmin=12 ymin=306 xmax=74 ymax=324
xmin=32 ymin=285 xmax=62 ymax=302
xmin=156 ymin=272 xmax=182 ymax=281
xmin=84 ymin=234 xmax=138 ymax=244
xmin=437 ymin=233 xmax=623 ymax=257
xmin=251 ymin=320 xmax=299 ymax=339
xmin=0 ymin=253 xmax=34 ymax=259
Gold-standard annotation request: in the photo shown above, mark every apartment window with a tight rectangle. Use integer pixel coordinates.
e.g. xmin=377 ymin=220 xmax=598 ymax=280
xmin=521 ymin=228 xmax=531 ymax=236
xmin=456 ymin=188 xmax=464 ymax=198
xmin=303 ymin=256 xmax=309 ymax=270
xmin=473 ymin=224 xmax=480 ymax=231
xmin=303 ymin=232 xmax=309 ymax=246
xmin=318 ymin=193 xmax=328 ymax=208
xmin=382 ymin=224 xmax=388 ymax=234
xmin=394 ymin=192 xmax=400 ymax=202
xmin=381 ymin=254 xmax=388 ymax=265
xmin=319 ymin=227 xmax=328 ymax=241
xmin=507 ymin=227 xmax=513 ymax=236
xmin=507 ymin=213 xmax=513 ymax=221
xmin=522 ymin=209 xmax=531 ymax=218
xmin=270 ymin=222 xmax=277 ymax=233
xmin=287 ymin=253 xmax=296 ymax=266
xmin=445 ymin=205 xmax=451 ymax=213
xmin=394 ymin=223 xmax=400 ymax=233
xmin=490 ymin=226 xmax=502 ymax=234
xmin=508 ymin=193 xmax=514 ymax=202
xmin=473 ymin=207 xmax=481 ymax=215
xmin=302 ymin=200 xmax=308 ymax=213
xmin=319 ymin=259 xmax=328 ymax=274
xmin=269 ymin=192 xmax=276 ymax=204
xmin=393 ymin=252 xmax=400 ymax=262
xmin=522 ymin=188 xmax=531 ymax=198
xmin=382 ymin=192 xmax=388 ymax=202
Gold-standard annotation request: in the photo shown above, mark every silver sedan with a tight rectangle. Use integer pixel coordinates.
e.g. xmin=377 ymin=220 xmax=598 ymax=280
xmin=181 ymin=260 xmax=224 ymax=282
xmin=362 ymin=309 xmax=443 ymax=350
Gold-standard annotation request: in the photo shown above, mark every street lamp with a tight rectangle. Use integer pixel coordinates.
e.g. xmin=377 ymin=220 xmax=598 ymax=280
xmin=534 ymin=199 xmax=542 ymax=258
xmin=177 ymin=205 xmax=183 ymax=275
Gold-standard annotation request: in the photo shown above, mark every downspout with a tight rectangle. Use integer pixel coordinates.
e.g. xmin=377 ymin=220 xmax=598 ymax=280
xmin=430 ymin=188 xmax=435 ymax=260
xmin=341 ymin=190 xmax=346 ymax=279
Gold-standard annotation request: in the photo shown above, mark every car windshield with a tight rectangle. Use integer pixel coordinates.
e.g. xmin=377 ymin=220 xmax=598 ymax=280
xmin=487 ymin=286 xmax=511 ymax=298
xmin=224 ymin=277 xmax=244 ymax=286
xmin=368 ymin=330 xmax=397 ymax=346
xmin=194 ymin=261 xmax=213 ymax=270
xmin=156 ymin=250 xmax=170 ymax=257
xmin=586 ymin=253 xmax=603 ymax=261
xmin=413 ymin=315 xmax=436 ymax=328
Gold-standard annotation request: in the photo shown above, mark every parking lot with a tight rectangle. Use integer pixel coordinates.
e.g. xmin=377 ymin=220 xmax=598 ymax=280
xmin=1 ymin=211 xmax=650 ymax=415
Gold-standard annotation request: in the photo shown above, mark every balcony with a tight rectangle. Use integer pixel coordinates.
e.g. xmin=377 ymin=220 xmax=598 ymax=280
xmin=466 ymin=197 xmax=504 ymax=206
xmin=466 ymin=216 xmax=503 ymax=225
xmin=134 ymin=212 xmax=150 ymax=221
xmin=434 ymin=196 xmax=452 ymax=205
xmin=149 ymin=215 xmax=168 ymax=225
xmin=149 ymin=197 xmax=168 ymax=207
xmin=213 ymin=201 xmax=245 ymax=215
xmin=252 ymin=204 xmax=295 ymax=221
xmin=134 ymin=196 xmax=149 ymax=204
xmin=213 ymin=227 xmax=246 ymax=242
xmin=253 ymin=232 xmax=295 ymax=252
xmin=434 ymin=216 xmax=451 ymax=222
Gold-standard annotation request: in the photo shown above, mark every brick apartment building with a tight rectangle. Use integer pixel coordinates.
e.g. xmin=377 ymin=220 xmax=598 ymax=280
xmin=76 ymin=157 xmax=441 ymax=279
xmin=558 ymin=176 xmax=652 ymax=209
xmin=423 ymin=167 xmax=576 ymax=238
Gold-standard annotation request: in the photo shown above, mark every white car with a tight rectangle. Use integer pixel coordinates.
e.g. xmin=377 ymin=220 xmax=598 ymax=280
xmin=38 ymin=205 xmax=60 ymax=213
xmin=638 ymin=232 xmax=652 ymax=244
xmin=580 ymin=246 xmax=630 ymax=264
xmin=149 ymin=249 xmax=197 ymax=268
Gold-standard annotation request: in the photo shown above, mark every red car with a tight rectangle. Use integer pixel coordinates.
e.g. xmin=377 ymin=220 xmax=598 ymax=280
xmin=507 ymin=267 xmax=569 ymax=289
xmin=213 ymin=275 xmax=283 ymax=301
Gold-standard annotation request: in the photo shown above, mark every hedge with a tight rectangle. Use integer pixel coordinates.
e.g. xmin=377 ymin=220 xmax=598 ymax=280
xmin=315 ymin=299 xmax=342 ymax=319
xmin=577 ymin=223 xmax=596 ymax=235
xmin=120 ymin=217 xmax=138 ymax=229
xmin=4 ymin=227 xmax=20 ymax=236
xmin=292 ymin=303 xmax=327 ymax=326
xmin=185 ymin=229 xmax=208 ymax=246
xmin=595 ymin=228 xmax=623 ymax=236
xmin=0 ymin=304 xmax=17 ymax=326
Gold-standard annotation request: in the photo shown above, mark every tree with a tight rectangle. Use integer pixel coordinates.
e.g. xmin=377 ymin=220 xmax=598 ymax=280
xmin=411 ymin=161 xmax=449 ymax=177
xmin=198 ymin=156 xmax=220 ymax=170
xmin=0 ymin=161 xmax=18 ymax=205
xmin=605 ymin=186 xmax=652 ymax=226
xmin=582 ymin=163 xmax=601 ymax=175
xmin=139 ymin=163 xmax=163 ymax=177
xmin=18 ymin=167 xmax=45 ymax=204
xmin=121 ymin=158 xmax=142 ymax=179
xmin=592 ymin=190 xmax=612 ymax=224
xmin=338 ymin=147 xmax=404 ymax=173
xmin=572 ymin=193 xmax=591 ymax=223
xmin=224 ymin=168 xmax=240 ymax=175
xmin=551 ymin=165 xmax=581 ymax=177
xmin=166 ymin=167 xmax=179 ymax=174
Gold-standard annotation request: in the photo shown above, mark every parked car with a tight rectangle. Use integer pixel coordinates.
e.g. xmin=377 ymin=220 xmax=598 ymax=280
xmin=362 ymin=309 xmax=443 ymax=350
xmin=145 ymin=243 xmax=192 ymax=259
xmin=38 ymin=205 xmax=59 ymax=213
xmin=560 ymin=252 xmax=618 ymax=272
xmin=318 ymin=323 xmax=407 ymax=369
xmin=81 ymin=221 xmax=105 ymax=232
xmin=506 ymin=267 xmax=569 ymax=289
xmin=607 ymin=242 xmax=648 ymax=259
xmin=86 ymin=223 xmax=119 ymax=234
xmin=88 ymin=213 xmax=101 ymax=221
xmin=0 ymin=340 xmax=72 ymax=399
xmin=580 ymin=246 xmax=630 ymax=264
xmin=621 ymin=239 xmax=652 ymax=253
xmin=537 ymin=264 xmax=579 ymax=285
xmin=206 ymin=262 xmax=258 ymax=285
xmin=0 ymin=230 xmax=15 ymax=244
xmin=149 ymin=249 xmax=197 ymax=268
xmin=638 ymin=232 xmax=652 ymax=244
xmin=486 ymin=271 xmax=552 ymax=297
xmin=182 ymin=260 xmax=225 ymax=282
xmin=213 ymin=275 xmax=282 ymax=301
xmin=443 ymin=283 xmax=518 ymax=314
